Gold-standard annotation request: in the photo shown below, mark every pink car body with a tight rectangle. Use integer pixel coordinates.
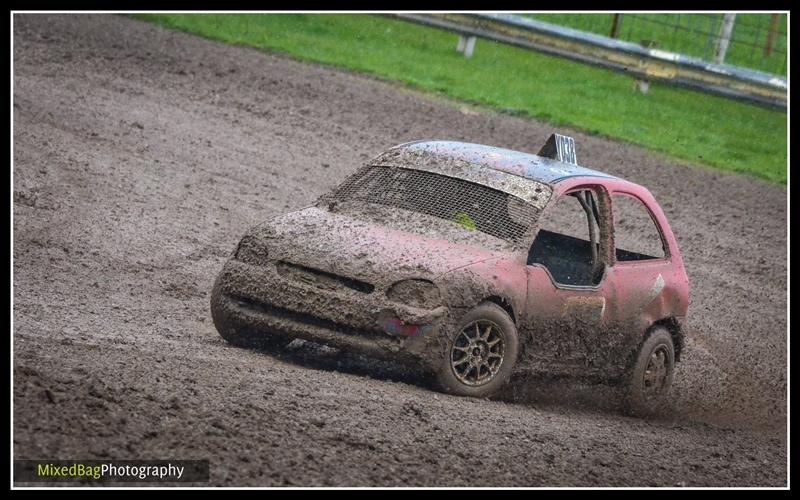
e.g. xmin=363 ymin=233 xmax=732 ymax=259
xmin=462 ymin=168 xmax=689 ymax=380
xmin=211 ymin=136 xmax=690 ymax=395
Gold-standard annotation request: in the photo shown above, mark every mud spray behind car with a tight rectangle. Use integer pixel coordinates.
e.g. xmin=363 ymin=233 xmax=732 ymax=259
xmin=211 ymin=134 xmax=689 ymax=415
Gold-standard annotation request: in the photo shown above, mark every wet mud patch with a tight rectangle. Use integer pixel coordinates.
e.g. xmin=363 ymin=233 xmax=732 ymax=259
xmin=266 ymin=339 xmax=430 ymax=388
xmin=499 ymin=374 xmax=628 ymax=415
xmin=161 ymin=272 xmax=206 ymax=301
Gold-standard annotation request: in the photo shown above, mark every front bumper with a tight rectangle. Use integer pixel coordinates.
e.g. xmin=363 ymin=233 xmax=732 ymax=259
xmin=210 ymin=259 xmax=450 ymax=369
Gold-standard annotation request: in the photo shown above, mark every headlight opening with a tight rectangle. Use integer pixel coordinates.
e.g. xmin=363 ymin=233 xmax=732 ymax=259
xmin=386 ymin=279 xmax=441 ymax=309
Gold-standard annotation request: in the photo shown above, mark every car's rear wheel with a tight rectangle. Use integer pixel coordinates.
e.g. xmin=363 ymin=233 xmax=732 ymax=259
xmin=435 ymin=302 xmax=518 ymax=398
xmin=624 ymin=327 xmax=675 ymax=416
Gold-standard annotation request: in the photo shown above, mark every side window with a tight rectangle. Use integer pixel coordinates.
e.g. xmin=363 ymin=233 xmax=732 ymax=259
xmin=612 ymin=194 xmax=666 ymax=261
xmin=528 ymin=189 xmax=604 ymax=287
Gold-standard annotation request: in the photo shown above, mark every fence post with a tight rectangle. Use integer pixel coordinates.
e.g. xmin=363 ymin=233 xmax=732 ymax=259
xmin=634 ymin=39 xmax=659 ymax=94
xmin=713 ymin=13 xmax=737 ymax=64
xmin=463 ymin=35 xmax=476 ymax=57
xmin=609 ymin=14 xmax=621 ymax=38
xmin=456 ymin=34 xmax=477 ymax=57
xmin=764 ymin=13 xmax=780 ymax=57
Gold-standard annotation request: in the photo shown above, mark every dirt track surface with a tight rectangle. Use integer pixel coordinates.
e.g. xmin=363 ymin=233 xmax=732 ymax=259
xmin=13 ymin=15 xmax=787 ymax=486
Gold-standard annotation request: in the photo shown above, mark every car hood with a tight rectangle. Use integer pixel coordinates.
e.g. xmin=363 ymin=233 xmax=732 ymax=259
xmin=237 ymin=206 xmax=509 ymax=287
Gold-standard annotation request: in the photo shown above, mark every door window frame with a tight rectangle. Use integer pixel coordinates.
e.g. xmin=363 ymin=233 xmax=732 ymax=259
xmin=526 ymin=184 xmax=613 ymax=291
xmin=609 ymin=191 xmax=671 ymax=266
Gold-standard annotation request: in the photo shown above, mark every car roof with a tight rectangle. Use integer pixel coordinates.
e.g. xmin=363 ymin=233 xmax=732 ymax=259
xmin=385 ymin=140 xmax=618 ymax=185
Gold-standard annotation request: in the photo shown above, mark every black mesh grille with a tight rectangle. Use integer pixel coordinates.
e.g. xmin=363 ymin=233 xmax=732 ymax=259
xmin=325 ymin=166 xmax=540 ymax=243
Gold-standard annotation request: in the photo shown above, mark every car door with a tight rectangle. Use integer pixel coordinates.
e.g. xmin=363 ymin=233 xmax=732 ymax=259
xmin=522 ymin=185 xmax=614 ymax=374
xmin=601 ymin=191 xmax=676 ymax=363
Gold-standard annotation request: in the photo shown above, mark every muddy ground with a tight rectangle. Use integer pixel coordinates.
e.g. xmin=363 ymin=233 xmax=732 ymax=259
xmin=12 ymin=15 xmax=787 ymax=486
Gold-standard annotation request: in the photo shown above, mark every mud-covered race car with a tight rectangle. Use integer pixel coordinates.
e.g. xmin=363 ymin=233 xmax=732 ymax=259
xmin=211 ymin=134 xmax=690 ymax=413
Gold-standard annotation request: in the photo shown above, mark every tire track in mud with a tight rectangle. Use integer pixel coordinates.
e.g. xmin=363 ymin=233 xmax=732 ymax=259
xmin=13 ymin=14 xmax=786 ymax=486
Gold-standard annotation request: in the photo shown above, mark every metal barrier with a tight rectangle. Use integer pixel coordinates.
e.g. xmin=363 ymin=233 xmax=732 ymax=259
xmin=392 ymin=13 xmax=787 ymax=110
xmin=527 ymin=13 xmax=787 ymax=76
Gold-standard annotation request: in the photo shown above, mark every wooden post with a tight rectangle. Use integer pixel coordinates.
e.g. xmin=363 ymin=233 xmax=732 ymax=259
xmin=635 ymin=39 xmax=658 ymax=94
xmin=456 ymin=34 xmax=466 ymax=53
xmin=456 ymin=34 xmax=476 ymax=57
xmin=713 ymin=13 xmax=737 ymax=65
xmin=463 ymin=36 xmax=476 ymax=57
xmin=764 ymin=13 xmax=780 ymax=57
xmin=609 ymin=14 xmax=621 ymax=39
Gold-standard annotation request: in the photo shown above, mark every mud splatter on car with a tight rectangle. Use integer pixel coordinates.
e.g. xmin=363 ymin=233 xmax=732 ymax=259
xmin=211 ymin=136 xmax=689 ymax=414
xmin=13 ymin=15 xmax=785 ymax=486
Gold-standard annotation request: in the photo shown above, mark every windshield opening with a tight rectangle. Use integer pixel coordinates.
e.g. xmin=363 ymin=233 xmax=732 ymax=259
xmin=319 ymin=165 xmax=544 ymax=246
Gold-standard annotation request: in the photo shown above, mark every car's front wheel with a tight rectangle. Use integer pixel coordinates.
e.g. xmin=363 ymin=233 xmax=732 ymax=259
xmin=435 ymin=302 xmax=519 ymax=398
xmin=624 ymin=326 xmax=675 ymax=416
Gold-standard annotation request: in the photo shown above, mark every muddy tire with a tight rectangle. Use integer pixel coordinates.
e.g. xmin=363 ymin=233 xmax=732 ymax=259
xmin=435 ymin=302 xmax=519 ymax=398
xmin=624 ymin=327 xmax=675 ymax=416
